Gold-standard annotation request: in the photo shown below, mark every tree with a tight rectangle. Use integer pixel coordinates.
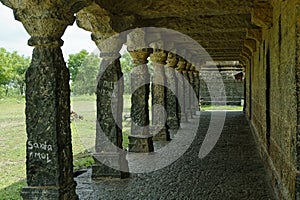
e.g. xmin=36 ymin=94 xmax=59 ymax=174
xmin=0 ymin=48 xmax=30 ymax=96
xmin=71 ymin=53 xmax=100 ymax=95
xmin=9 ymin=51 xmax=31 ymax=95
xmin=0 ymin=48 xmax=11 ymax=90
xmin=120 ymin=51 xmax=133 ymax=94
xmin=70 ymin=50 xmax=136 ymax=95
xmin=67 ymin=49 xmax=89 ymax=82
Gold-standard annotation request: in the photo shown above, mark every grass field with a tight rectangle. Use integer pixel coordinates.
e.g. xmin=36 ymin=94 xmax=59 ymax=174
xmin=0 ymin=94 xmax=133 ymax=199
xmin=201 ymin=105 xmax=243 ymax=111
xmin=0 ymin=97 xmax=27 ymax=199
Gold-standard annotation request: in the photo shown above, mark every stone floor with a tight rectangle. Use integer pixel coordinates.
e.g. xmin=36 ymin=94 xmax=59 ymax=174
xmin=75 ymin=111 xmax=276 ymax=200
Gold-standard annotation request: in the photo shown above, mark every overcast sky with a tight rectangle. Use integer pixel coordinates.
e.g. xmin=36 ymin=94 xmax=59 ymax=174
xmin=0 ymin=4 xmax=97 ymax=59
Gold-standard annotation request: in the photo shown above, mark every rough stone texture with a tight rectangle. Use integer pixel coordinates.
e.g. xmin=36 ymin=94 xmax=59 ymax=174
xmin=193 ymin=70 xmax=200 ymax=109
xmin=295 ymin=1 xmax=300 ymax=199
xmin=188 ymin=68 xmax=197 ymax=115
xmin=93 ymin=50 xmax=129 ymax=179
xmin=128 ymin=50 xmax=154 ymax=153
xmin=74 ymin=0 xmax=260 ymax=61
xmin=245 ymin=1 xmax=299 ymax=199
xmin=176 ymin=57 xmax=188 ymax=123
xmin=3 ymin=3 xmax=81 ymax=199
xmin=23 ymin=46 xmax=77 ymax=199
xmin=2 ymin=0 xmax=299 ymax=199
xmin=165 ymin=52 xmax=180 ymax=130
xmin=182 ymin=67 xmax=192 ymax=119
xmin=75 ymin=111 xmax=276 ymax=200
xmin=150 ymin=49 xmax=170 ymax=141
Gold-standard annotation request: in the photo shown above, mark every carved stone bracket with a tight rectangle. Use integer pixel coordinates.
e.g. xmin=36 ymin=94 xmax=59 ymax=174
xmin=251 ymin=2 xmax=273 ymax=28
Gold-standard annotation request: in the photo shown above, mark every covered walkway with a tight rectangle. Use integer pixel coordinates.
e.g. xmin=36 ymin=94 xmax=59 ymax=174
xmin=76 ymin=111 xmax=275 ymax=200
xmin=1 ymin=1 xmax=299 ymax=199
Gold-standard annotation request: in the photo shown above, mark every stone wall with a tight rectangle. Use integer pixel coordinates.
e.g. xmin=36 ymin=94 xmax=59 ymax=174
xmin=246 ymin=0 xmax=298 ymax=199
xmin=200 ymin=69 xmax=244 ymax=105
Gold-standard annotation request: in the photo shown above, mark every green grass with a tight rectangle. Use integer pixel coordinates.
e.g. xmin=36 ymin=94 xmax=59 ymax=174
xmin=0 ymin=97 xmax=26 ymax=199
xmin=73 ymin=150 xmax=94 ymax=171
xmin=0 ymin=180 xmax=26 ymax=200
xmin=0 ymin=94 xmax=133 ymax=198
xmin=201 ymin=105 xmax=243 ymax=110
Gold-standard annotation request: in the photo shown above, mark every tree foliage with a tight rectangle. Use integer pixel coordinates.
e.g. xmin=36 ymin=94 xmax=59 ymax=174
xmin=67 ymin=49 xmax=89 ymax=82
xmin=120 ymin=51 xmax=133 ymax=94
xmin=71 ymin=53 xmax=101 ymax=95
xmin=0 ymin=48 xmax=30 ymax=97
xmin=69 ymin=50 xmax=135 ymax=96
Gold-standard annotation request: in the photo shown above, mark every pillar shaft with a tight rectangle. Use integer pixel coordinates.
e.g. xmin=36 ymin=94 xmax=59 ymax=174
xmin=183 ymin=62 xmax=193 ymax=119
xmin=18 ymin=8 xmax=78 ymax=199
xmin=128 ymin=49 xmax=154 ymax=152
xmin=187 ymin=66 xmax=195 ymax=118
xmin=92 ymin=35 xmax=129 ymax=179
xmin=189 ymin=66 xmax=198 ymax=115
xmin=150 ymin=49 xmax=170 ymax=141
xmin=176 ymin=57 xmax=188 ymax=123
xmin=165 ymin=52 xmax=180 ymax=131
xmin=193 ymin=70 xmax=200 ymax=113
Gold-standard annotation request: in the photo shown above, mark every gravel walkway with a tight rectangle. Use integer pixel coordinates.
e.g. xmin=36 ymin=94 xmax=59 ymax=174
xmin=75 ymin=111 xmax=276 ymax=200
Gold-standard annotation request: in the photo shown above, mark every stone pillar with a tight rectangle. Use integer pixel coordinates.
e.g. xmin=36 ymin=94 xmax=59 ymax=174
xmin=188 ymin=65 xmax=196 ymax=117
xmin=165 ymin=52 xmax=180 ymax=132
xmin=183 ymin=61 xmax=192 ymax=119
xmin=189 ymin=66 xmax=199 ymax=115
xmin=193 ymin=68 xmax=200 ymax=113
xmin=176 ymin=57 xmax=188 ymax=123
xmin=128 ymin=49 xmax=154 ymax=152
xmin=17 ymin=9 xmax=78 ymax=200
xmin=92 ymin=35 xmax=129 ymax=179
xmin=150 ymin=49 xmax=170 ymax=141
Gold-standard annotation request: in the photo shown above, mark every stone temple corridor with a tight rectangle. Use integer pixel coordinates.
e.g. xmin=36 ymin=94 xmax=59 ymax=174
xmin=75 ymin=111 xmax=275 ymax=200
xmin=0 ymin=0 xmax=300 ymax=199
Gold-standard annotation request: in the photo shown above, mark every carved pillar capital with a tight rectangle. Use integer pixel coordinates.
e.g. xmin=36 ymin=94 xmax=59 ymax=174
xmin=186 ymin=62 xmax=192 ymax=71
xmin=194 ymin=69 xmax=200 ymax=76
xmin=128 ymin=49 xmax=151 ymax=65
xmin=14 ymin=8 xmax=75 ymax=47
xmin=150 ymin=49 xmax=167 ymax=64
xmin=166 ymin=52 xmax=178 ymax=68
xmin=176 ymin=57 xmax=187 ymax=72
xmin=92 ymin=34 xmax=124 ymax=57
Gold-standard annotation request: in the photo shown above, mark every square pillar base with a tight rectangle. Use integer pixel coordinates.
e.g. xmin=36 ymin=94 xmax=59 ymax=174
xmin=92 ymin=152 xmax=129 ymax=179
xmin=180 ymin=113 xmax=188 ymax=123
xmin=128 ymin=135 xmax=154 ymax=153
xmin=152 ymin=128 xmax=171 ymax=141
xmin=22 ymin=182 xmax=78 ymax=200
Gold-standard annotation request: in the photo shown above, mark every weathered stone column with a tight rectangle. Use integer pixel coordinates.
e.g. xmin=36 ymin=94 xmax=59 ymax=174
xmin=193 ymin=68 xmax=200 ymax=113
xmin=189 ymin=65 xmax=199 ymax=115
xmin=176 ymin=57 xmax=188 ymax=123
xmin=150 ymin=49 xmax=170 ymax=141
xmin=165 ymin=52 xmax=180 ymax=132
xmin=92 ymin=35 xmax=129 ymax=179
xmin=16 ymin=8 xmax=78 ymax=200
xmin=183 ymin=61 xmax=192 ymax=119
xmin=188 ymin=64 xmax=196 ymax=117
xmin=128 ymin=49 xmax=154 ymax=152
